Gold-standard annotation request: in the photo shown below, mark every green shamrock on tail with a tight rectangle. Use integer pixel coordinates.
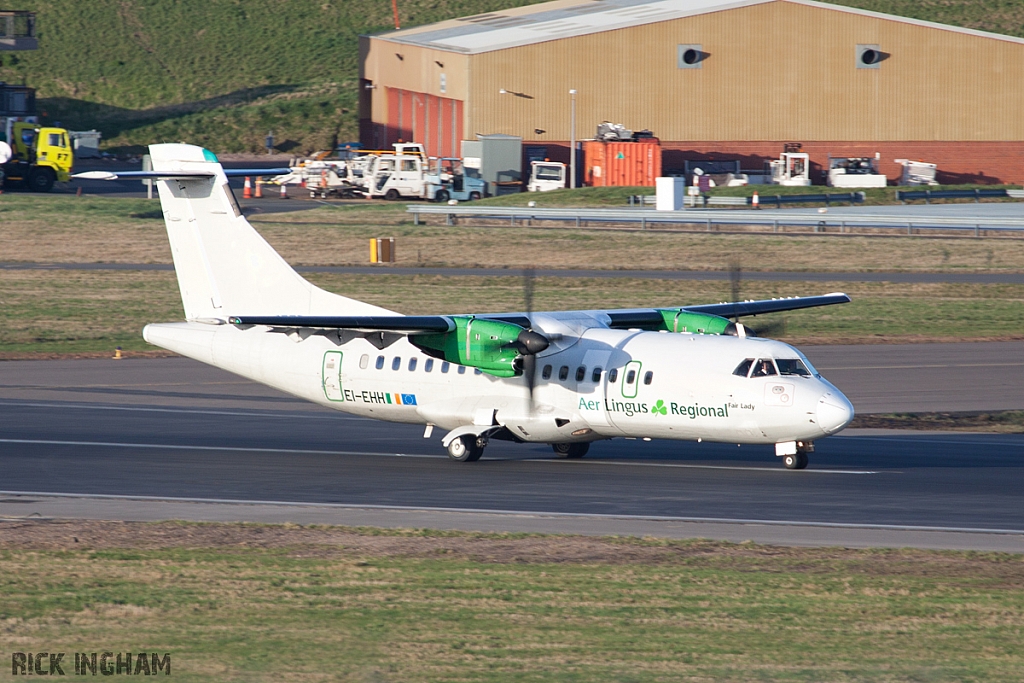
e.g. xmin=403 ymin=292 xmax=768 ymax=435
xmin=652 ymin=399 xmax=668 ymax=415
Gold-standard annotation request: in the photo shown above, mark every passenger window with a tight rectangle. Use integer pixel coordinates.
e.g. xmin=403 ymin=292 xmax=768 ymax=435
xmin=408 ymin=358 xmax=417 ymax=371
xmin=48 ymin=133 xmax=62 ymax=147
xmin=733 ymin=359 xmax=754 ymax=377
xmin=401 ymin=159 xmax=417 ymax=172
xmin=542 ymin=365 xmax=552 ymax=380
xmin=626 ymin=369 xmax=636 ymax=384
xmin=424 ymin=359 xmax=434 ymax=372
xmin=375 ymin=355 xmax=385 ymax=370
xmin=608 ymin=368 xmax=618 ymax=383
xmin=359 ymin=354 xmax=369 ymax=369
xmin=643 ymin=371 xmax=653 ymax=385
xmin=776 ymin=358 xmax=811 ymax=377
xmin=575 ymin=366 xmax=586 ymax=382
xmin=441 ymin=362 xmax=450 ymax=373
xmin=592 ymin=367 xmax=602 ymax=382
xmin=458 ymin=366 xmax=466 ymax=374
xmin=392 ymin=357 xmax=401 ymax=371
xmin=558 ymin=366 xmax=569 ymax=381
xmin=751 ymin=359 xmax=777 ymax=377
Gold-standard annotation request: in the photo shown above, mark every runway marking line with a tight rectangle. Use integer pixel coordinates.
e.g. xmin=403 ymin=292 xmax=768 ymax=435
xmin=819 ymin=362 xmax=1024 ymax=370
xmin=1 ymin=490 xmax=1021 ymax=537
xmin=524 ymin=458 xmax=877 ymax=475
xmin=0 ymin=438 xmax=874 ymax=474
xmin=0 ymin=400 xmax=367 ymax=421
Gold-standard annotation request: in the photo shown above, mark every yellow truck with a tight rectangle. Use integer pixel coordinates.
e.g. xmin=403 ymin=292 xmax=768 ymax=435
xmin=1 ymin=121 xmax=73 ymax=191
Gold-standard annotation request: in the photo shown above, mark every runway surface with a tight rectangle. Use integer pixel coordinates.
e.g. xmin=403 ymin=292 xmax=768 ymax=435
xmin=1 ymin=347 xmax=1023 ymax=550
xmin=4 ymin=261 xmax=1024 ymax=284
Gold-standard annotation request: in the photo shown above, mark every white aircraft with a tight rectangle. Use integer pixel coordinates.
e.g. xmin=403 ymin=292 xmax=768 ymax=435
xmin=77 ymin=144 xmax=854 ymax=469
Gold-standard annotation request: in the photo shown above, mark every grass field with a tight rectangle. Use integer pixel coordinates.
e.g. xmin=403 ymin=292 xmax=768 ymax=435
xmin=3 ymin=520 xmax=1024 ymax=682
xmin=6 ymin=194 xmax=1024 ymax=272
xmin=3 ymin=269 xmax=1024 ymax=355
xmin=3 ymin=195 xmax=1024 ymax=355
xmin=5 ymin=0 xmax=1024 ymax=153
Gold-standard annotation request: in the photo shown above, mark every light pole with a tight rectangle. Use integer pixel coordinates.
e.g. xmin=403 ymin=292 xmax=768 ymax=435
xmin=569 ymin=89 xmax=577 ymax=189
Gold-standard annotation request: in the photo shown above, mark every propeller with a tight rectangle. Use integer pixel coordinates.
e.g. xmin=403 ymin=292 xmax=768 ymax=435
xmin=728 ymin=259 xmax=786 ymax=339
xmin=521 ymin=267 xmax=541 ymax=413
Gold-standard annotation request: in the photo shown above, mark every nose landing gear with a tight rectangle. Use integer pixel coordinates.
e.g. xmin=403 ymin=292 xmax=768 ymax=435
xmin=777 ymin=441 xmax=813 ymax=469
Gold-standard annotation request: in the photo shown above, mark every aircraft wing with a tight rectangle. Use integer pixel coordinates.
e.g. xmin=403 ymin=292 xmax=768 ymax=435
xmin=229 ymin=293 xmax=849 ymax=332
xmin=604 ymin=292 xmax=852 ymax=328
xmin=229 ymin=315 xmax=455 ymax=332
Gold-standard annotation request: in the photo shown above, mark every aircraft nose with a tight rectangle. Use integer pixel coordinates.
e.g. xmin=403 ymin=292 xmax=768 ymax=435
xmin=817 ymin=390 xmax=854 ymax=434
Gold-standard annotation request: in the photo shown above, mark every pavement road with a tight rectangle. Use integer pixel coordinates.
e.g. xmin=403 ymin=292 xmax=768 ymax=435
xmin=1 ymin=346 xmax=1023 ymax=551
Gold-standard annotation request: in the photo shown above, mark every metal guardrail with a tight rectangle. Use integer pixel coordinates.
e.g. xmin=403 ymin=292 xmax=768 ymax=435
xmin=407 ymin=204 xmax=1024 ymax=237
xmin=629 ymin=192 xmax=865 ymax=208
xmin=896 ymin=188 xmax=1015 ymax=204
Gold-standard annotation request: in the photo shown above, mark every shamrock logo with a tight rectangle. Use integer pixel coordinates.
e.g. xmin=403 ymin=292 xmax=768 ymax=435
xmin=652 ymin=399 xmax=668 ymax=416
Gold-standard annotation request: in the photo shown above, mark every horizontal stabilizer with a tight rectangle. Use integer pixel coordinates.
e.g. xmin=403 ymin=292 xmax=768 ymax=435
xmin=229 ymin=315 xmax=456 ymax=333
xmin=73 ymin=168 xmax=291 ymax=181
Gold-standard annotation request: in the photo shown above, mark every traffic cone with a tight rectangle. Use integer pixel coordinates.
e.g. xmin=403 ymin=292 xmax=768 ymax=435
xmin=752 ymin=190 xmax=760 ymax=209
xmin=243 ymin=176 xmax=252 ymax=199
xmin=254 ymin=177 xmax=263 ymax=198
xmin=279 ymin=183 xmax=288 ymax=199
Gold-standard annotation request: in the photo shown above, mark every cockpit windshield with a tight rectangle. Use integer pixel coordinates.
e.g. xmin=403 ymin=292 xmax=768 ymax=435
xmin=734 ymin=357 xmax=811 ymax=378
xmin=776 ymin=358 xmax=811 ymax=376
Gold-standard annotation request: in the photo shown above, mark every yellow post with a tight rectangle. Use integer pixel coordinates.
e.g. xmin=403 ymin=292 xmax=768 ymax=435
xmin=369 ymin=238 xmax=378 ymax=263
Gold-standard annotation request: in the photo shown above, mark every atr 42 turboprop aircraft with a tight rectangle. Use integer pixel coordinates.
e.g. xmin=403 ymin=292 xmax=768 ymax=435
xmin=77 ymin=144 xmax=854 ymax=469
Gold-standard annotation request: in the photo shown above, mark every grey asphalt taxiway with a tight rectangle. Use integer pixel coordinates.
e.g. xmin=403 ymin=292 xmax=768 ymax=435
xmin=2 ymin=345 xmax=1024 ymax=551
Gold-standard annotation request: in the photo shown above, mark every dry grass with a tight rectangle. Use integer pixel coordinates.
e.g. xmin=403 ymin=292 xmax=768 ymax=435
xmin=4 ymin=195 xmax=1024 ymax=272
xmin=3 ymin=269 xmax=1024 ymax=355
xmin=1 ymin=520 xmax=1023 ymax=682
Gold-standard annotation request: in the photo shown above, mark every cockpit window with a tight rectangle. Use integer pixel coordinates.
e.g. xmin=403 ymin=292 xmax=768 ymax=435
xmin=733 ymin=359 xmax=754 ymax=377
xmin=750 ymin=358 xmax=777 ymax=377
xmin=776 ymin=358 xmax=811 ymax=376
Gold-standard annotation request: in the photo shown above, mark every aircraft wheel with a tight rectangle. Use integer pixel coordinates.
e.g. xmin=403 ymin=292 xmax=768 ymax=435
xmin=783 ymin=451 xmax=809 ymax=470
xmin=552 ymin=443 xmax=589 ymax=459
xmin=447 ymin=435 xmax=483 ymax=462
xmin=434 ymin=189 xmax=450 ymax=203
xmin=28 ymin=168 xmax=56 ymax=193
xmin=384 ymin=188 xmax=400 ymax=201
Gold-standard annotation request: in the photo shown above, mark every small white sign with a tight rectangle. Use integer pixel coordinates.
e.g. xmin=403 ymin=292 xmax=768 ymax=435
xmin=440 ymin=73 xmax=447 ymax=94
xmin=463 ymin=156 xmax=481 ymax=169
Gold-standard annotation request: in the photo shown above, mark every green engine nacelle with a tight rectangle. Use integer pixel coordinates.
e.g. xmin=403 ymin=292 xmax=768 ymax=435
xmin=411 ymin=317 xmax=529 ymax=378
xmin=657 ymin=309 xmax=737 ymax=335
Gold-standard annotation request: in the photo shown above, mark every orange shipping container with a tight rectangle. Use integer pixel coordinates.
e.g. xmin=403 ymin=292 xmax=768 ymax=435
xmin=582 ymin=140 xmax=662 ymax=187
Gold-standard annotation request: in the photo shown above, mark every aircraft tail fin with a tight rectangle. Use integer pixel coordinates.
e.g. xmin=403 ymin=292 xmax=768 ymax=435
xmin=147 ymin=144 xmax=394 ymax=320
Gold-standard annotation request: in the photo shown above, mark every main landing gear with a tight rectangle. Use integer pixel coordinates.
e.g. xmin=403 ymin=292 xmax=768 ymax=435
xmin=447 ymin=434 xmax=486 ymax=462
xmin=552 ymin=443 xmax=590 ymax=459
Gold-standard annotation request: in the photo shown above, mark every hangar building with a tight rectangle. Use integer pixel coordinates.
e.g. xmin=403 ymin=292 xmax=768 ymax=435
xmin=360 ymin=0 xmax=1024 ymax=184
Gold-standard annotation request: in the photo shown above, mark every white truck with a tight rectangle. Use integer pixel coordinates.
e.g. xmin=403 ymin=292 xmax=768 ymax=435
xmin=367 ymin=146 xmax=485 ymax=201
xmin=527 ymin=160 xmax=566 ymax=192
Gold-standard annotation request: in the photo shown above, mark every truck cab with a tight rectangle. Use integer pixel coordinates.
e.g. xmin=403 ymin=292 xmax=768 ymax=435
xmin=424 ymin=157 xmax=485 ymax=202
xmin=528 ymin=161 xmax=566 ymax=192
xmin=1 ymin=121 xmax=73 ymax=191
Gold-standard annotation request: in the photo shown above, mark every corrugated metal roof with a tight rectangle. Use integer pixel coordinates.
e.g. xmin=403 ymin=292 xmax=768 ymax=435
xmin=375 ymin=0 xmax=1024 ymax=54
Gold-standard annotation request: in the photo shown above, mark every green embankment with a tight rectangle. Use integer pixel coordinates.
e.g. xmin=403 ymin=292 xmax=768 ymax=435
xmin=3 ymin=0 xmax=1024 ymax=153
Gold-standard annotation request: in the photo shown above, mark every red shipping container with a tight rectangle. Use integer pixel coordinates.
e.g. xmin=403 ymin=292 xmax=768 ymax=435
xmin=582 ymin=139 xmax=662 ymax=187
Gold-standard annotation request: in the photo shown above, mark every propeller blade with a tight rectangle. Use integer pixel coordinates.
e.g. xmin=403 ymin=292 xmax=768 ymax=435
xmin=522 ymin=267 xmax=537 ymax=414
xmin=728 ymin=260 xmax=742 ymax=322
